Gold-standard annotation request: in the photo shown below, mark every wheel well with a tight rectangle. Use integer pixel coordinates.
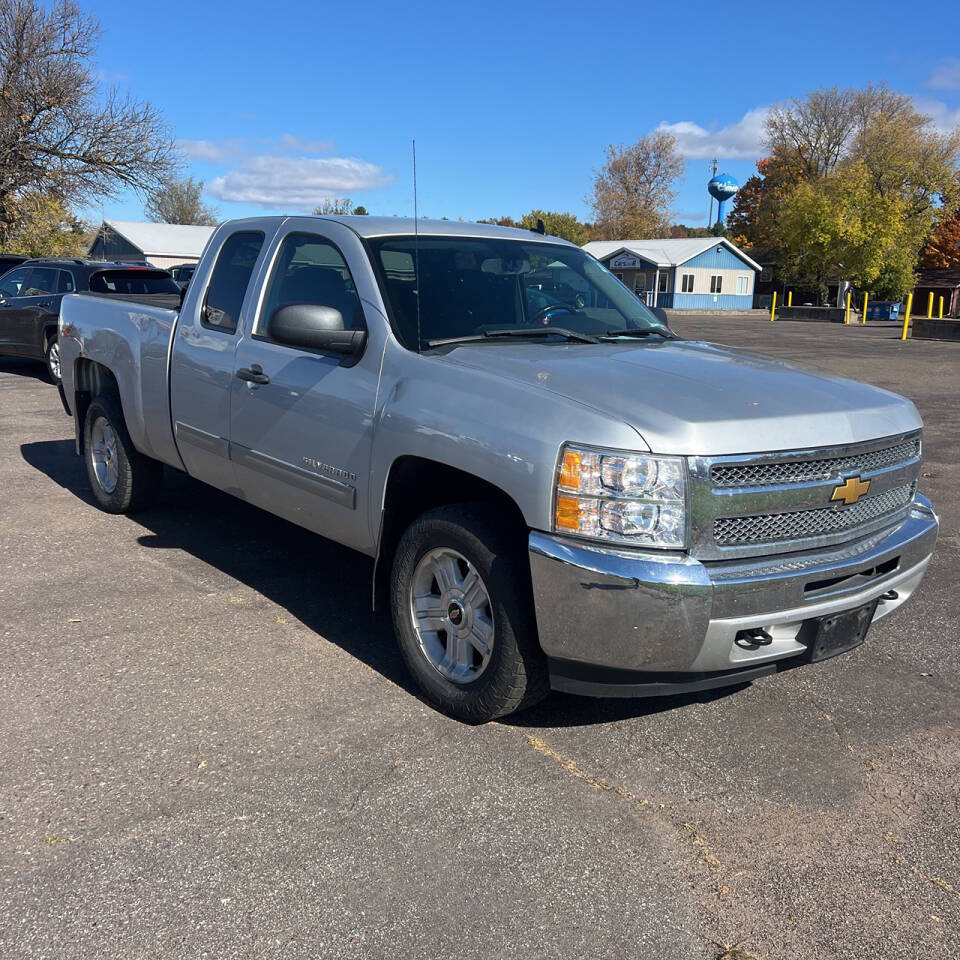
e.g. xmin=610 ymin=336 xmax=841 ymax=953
xmin=72 ymin=359 xmax=122 ymax=455
xmin=373 ymin=456 xmax=529 ymax=610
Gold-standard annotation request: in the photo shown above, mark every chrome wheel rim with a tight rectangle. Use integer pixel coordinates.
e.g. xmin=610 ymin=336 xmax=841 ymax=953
xmin=90 ymin=416 xmax=119 ymax=494
xmin=409 ymin=547 xmax=494 ymax=684
xmin=47 ymin=340 xmax=60 ymax=379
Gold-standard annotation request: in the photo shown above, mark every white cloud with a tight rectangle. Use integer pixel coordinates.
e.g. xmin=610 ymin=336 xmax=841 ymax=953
xmin=208 ymin=155 xmax=393 ymax=208
xmin=928 ymin=59 xmax=960 ymax=90
xmin=177 ymin=138 xmax=245 ymax=163
xmin=278 ymin=134 xmax=334 ymax=153
xmin=913 ymin=97 xmax=960 ymax=134
xmin=656 ymin=106 xmax=770 ymax=159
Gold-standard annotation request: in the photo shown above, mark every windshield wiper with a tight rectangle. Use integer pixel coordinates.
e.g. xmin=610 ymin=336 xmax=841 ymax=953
xmin=425 ymin=327 xmax=599 ymax=348
xmin=599 ymin=327 xmax=677 ymax=340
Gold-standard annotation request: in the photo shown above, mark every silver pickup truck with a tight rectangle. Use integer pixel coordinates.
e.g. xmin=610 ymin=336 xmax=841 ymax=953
xmin=58 ymin=216 xmax=939 ymax=721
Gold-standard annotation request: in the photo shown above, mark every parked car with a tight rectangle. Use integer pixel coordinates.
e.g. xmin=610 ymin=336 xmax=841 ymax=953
xmin=57 ymin=217 xmax=939 ymax=721
xmin=168 ymin=262 xmax=197 ymax=288
xmin=0 ymin=259 xmax=180 ymax=381
xmin=0 ymin=253 xmax=28 ymax=275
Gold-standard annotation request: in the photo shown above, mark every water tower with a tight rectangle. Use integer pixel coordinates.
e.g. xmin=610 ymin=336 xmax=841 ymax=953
xmin=706 ymin=158 xmax=739 ymax=229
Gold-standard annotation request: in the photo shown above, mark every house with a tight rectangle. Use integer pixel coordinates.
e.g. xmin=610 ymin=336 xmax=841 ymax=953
xmin=582 ymin=237 xmax=761 ymax=310
xmin=88 ymin=220 xmax=216 ymax=270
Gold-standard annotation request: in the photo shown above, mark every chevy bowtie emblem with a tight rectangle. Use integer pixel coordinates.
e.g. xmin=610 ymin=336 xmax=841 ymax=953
xmin=832 ymin=475 xmax=871 ymax=506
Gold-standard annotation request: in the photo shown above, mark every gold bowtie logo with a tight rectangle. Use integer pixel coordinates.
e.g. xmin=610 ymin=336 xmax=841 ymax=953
xmin=832 ymin=475 xmax=871 ymax=506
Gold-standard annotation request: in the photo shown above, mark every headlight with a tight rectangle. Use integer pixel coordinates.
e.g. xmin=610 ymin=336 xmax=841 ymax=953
xmin=554 ymin=445 xmax=687 ymax=548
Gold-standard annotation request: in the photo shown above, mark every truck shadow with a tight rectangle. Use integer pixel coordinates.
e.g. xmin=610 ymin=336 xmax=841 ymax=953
xmin=21 ymin=437 xmax=743 ymax=727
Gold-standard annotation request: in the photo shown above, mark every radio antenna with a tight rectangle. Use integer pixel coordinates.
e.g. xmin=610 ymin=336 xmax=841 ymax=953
xmin=412 ymin=138 xmax=422 ymax=353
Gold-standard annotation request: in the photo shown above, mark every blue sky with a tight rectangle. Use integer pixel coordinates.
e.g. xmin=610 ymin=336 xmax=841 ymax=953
xmin=86 ymin=0 xmax=960 ymax=228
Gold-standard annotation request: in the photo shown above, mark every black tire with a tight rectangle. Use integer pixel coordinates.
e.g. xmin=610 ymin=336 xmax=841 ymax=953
xmin=43 ymin=335 xmax=60 ymax=384
xmin=83 ymin=394 xmax=162 ymax=513
xmin=390 ymin=504 xmax=549 ymax=722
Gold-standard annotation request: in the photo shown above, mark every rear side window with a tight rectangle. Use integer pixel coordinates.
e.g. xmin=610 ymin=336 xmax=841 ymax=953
xmin=58 ymin=271 xmax=75 ymax=293
xmin=89 ymin=270 xmax=180 ymax=295
xmin=202 ymin=232 xmax=265 ymax=333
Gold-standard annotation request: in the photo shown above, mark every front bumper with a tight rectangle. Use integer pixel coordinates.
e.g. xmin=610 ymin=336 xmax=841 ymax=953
xmin=528 ymin=494 xmax=939 ymax=696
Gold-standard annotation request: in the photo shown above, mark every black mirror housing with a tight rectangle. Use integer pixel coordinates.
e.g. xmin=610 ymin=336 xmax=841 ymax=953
xmin=650 ymin=306 xmax=669 ymax=327
xmin=267 ymin=303 xmax=367 ymax=358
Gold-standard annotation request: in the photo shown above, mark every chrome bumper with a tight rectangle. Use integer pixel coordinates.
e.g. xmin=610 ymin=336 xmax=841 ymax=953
xmin=528 ymin=494 xmax=938 ymax=691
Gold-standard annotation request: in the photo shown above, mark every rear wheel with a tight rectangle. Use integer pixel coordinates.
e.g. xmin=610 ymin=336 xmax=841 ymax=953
xmin=44 ymin=336 xmax=60 ymax=383
xmin=83 ymin=395 xmax=162 ymax=513
xmin=391 ymin=504 xmax=548 ymax=722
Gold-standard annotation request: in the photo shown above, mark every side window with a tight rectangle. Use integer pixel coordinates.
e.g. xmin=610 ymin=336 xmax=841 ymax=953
xmin=257 ymin=232 xmax=363 ymax=337
xmin=0 ymin=267 xmax=29 ymax=298
xmin=24 ymin=268 xmax=57 ymax=296
xmin=681 ymin=273 xmax=694 ymax=293
xmin=58 ymin=271 xmax=75 ymax=293
xmin=202 ymin=231 xmax=265 ymax=333
xmin=710 ymin=275 xmax=723 ymax=294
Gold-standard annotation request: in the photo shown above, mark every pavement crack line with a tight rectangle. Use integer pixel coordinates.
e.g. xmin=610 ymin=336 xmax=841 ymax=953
xmin=521 ymin=733 xmax=762 ymax=956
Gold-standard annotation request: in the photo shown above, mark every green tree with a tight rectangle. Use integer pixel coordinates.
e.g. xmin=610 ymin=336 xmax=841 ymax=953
xmin=778 ymin=162 xmax=913 ymax=301
xmin=145 ymin=176 xmax=218 ymax=225
xmin=2 ymin=192 xmax=87 ymax=258
xmin=589 ymin=132 xmax=684 ymax=239
xmin=517 ymin=210 xmax=592 ymax=245
xmin=352 ymin=205 xmax=369 ymax=216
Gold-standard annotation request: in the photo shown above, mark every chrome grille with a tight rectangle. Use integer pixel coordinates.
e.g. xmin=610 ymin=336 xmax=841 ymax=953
xmin=714 ymin=484 xmax=915 ymax=546
xmin=710 ymin=437 xmax=920 ymax=488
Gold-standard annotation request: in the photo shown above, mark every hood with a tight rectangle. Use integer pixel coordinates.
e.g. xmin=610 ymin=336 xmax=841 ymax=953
xmin=439 ymin=339 xmax=920 ymax=456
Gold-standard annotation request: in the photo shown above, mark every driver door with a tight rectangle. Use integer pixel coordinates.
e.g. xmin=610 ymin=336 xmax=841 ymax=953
xmin=228 ymin=221 xmax=383 ymax=553
xmin=0 ymin=267 xmax=33 ymax=355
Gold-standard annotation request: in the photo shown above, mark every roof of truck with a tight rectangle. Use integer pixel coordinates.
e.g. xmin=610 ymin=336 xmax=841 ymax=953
xmin=217 ymin=215 xmax=575 ymax=245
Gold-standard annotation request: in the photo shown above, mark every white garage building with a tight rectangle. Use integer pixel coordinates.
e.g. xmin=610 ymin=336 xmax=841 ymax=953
xmin=88 ymin=220 xmax=216 ymax=270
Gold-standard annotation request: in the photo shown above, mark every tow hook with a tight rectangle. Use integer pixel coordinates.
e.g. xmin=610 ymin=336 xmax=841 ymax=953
xmin=734 ymin=627 xmax=774 ymax=649
xmin=879 ymin=590 xmax=899 ymax=603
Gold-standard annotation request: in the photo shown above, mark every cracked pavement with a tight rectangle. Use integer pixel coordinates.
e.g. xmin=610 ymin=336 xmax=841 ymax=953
xmin=1 ymin=316 xmax=958 ymax=959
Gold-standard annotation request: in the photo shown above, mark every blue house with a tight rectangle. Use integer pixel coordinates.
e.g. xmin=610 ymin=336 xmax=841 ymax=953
xmin=582 ymin=237 xmax=761 ymax=310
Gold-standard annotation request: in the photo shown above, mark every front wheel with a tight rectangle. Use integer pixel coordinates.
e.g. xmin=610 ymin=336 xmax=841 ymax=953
xmin=83 ymin=395 xmax=162 ymax=513
xmin=390 ymin=505 xmax=549 ymax=722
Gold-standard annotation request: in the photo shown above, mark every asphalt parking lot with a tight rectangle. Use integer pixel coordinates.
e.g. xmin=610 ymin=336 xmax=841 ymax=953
xmin=1 ymin=317 xmax=958 ymax=960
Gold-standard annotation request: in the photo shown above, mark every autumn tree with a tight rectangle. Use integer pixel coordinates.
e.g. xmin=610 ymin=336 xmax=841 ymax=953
xmin=726 ymin=156 xmax=798 ymax=250
xmin=517 ymin=210 xmax=592 ymax=245
xmin=589 ymin=132 xmax=684 ymax=239
xmin=2 ymin=191 xmax=86 ymax=257
xmin=145 ymin=176 xmax=218 ymax=225
xmin=920 ymin=206 xmax=960 ymax=268
xmin=0 ymin=0 xmax=175 ymax=247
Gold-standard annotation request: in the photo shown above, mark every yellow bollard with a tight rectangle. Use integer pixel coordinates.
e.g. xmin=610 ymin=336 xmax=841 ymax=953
xmin=927 ymin=291 xmax=934 ymax=318
xmin=861 ymin=292 xmax=868 ymax=325
xmin=770 ymin=290 xmax=777 ymax=322
xmin=939 ymin=295 xmax=944 ymax=319
xmin=787 ymin=290 xmax=793 ymax=307
xmin=900 ymin=293 xmax=912 ymax=341
xmin=845 ymin=290 xmax=851 ymax=324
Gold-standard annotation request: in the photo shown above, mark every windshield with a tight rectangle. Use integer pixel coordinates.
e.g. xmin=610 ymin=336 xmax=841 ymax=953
xmin=89 ymin=270 xmax=181 ymax=295
xmin=368 ymin=236 xmax=668 ymax=348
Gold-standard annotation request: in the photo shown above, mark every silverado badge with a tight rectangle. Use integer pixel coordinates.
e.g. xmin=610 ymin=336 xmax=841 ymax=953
xmin=831 ymin=475 xmax=871 ymax=506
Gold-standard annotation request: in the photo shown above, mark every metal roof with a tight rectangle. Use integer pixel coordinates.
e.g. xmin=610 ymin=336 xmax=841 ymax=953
xmin=95 ymin=220 xmax=217 ymax=258
xmin=582 ymin=237 xmax=762 ymax=272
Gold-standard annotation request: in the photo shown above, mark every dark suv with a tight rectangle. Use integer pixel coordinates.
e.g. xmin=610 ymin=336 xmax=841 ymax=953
xmin=0 ymin=259 xmax=180 ymax=381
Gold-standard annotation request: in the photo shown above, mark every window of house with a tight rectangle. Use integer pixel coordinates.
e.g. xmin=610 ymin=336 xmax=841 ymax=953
xmin=658 ymin=272 xmax=668 ymax=292
xmin=202 ymin=231 xmax=266 ymax=333
xmin=710 ymin=275 xmax=722 ymax=294
xmin=634 ymin=273 xmax=648 ymax=293
xmin=736 ymin=275 xmax=749 ymax=295
xmin=681 ymin=273 xmax=694 ymax=293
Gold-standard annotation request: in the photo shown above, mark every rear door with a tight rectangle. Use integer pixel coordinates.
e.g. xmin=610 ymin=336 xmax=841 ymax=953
xmin=228 ymin=221 xmax=382 ymax=553
xmin=169 ymin=229 xmax=271 ymax=491
xmin=3 ymin=267 xmax=58 ymax=358
xmin=0 ymin=267 xmax=32 ymax=354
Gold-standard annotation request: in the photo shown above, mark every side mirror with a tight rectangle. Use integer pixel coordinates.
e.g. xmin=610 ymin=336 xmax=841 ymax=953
xmin=650 ymin=306 xmax=669 ymax=328
xmin=268 ymin=303 xmax=367 ymax=357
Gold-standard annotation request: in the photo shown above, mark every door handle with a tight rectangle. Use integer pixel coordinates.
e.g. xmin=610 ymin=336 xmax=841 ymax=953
xmin=236 ymin=364 xmax=270 ymax=385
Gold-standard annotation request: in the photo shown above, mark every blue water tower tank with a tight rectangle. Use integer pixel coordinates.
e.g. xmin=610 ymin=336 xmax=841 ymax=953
xmin=708 ymin=173 xmax=739 ymax=225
